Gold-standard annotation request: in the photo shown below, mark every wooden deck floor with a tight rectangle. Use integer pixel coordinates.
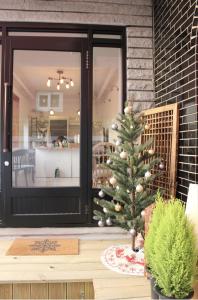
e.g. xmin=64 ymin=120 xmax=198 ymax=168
xmin=0 ymin=239 xmax=151 ymax=300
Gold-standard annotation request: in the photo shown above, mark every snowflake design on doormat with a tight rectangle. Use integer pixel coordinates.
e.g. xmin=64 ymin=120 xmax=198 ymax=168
xmin=30 ymin=239 xmax=61 ymax=253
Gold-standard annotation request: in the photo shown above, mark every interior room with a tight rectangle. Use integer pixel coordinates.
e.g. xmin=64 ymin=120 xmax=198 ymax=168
xmin=12 ymin=48 xmax=122 ymax=188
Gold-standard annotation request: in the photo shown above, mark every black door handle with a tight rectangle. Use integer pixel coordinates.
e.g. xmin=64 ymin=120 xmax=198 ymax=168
xmin=3 ymin=82 xmax=10 ymax=153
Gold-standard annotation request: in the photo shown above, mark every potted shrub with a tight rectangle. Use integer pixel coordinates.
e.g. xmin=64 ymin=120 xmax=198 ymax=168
xmin=152 ymin=199 xmax=197 ymax=299
xmin=144 ymin=191 xmax=165 ymax=299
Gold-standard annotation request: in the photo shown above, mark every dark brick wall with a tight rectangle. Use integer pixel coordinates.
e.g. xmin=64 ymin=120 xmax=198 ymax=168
xmin=153 ymin=0 xmax=198 ymax=201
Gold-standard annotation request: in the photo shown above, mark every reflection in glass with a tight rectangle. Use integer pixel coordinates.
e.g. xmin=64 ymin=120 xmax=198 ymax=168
xmin=12 ymin=50 xmax=81 ymax=187
xmin=92 ymin=48 xmax=122 ymax=188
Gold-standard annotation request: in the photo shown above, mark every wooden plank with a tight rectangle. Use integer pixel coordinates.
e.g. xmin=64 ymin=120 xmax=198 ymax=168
xmin=30 ymin=283 xmax=48 ymax=299
xmin=13 ymin=283 xmax=30 ymax=299
xmin=0 ymin=284 xmax=12 ymax=299
xmin=48 ymin=283 xmax=66 ymax=299
xmin=67 ymin=282 xmax=85 ymax=299
xmin=84 ymin=282 xmax=94 ymax=300
xmin=94 ymin=284 xmax=150 ymax=300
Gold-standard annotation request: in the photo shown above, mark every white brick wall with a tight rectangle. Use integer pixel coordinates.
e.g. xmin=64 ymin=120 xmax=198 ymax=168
xmin=0 ymin=0 xmax=154 ymax=111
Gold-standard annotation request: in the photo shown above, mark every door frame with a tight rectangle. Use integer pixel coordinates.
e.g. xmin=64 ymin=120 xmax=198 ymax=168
xmin=0 ymin=23 xmax=126 ymax=227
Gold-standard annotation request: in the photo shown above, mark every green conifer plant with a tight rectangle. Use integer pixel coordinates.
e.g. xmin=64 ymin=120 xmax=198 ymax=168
xmin=144 ymin=190 xmax=165 ymax=271
xmin=93 ymin=104 xmax=162 ymax=250
xmin=152 ymin=199 xmax=197 ymax=299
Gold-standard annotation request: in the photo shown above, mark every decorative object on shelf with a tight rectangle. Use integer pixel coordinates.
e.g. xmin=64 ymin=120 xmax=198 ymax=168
xmin=49 ymin=109 xmax=55 ymax=116
xmin=46 ymin=70 xmax=74 ymax=90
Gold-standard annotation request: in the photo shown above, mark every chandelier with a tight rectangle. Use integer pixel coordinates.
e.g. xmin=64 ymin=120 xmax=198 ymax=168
xmin=46 ymin=70 xmax=74 ymax=90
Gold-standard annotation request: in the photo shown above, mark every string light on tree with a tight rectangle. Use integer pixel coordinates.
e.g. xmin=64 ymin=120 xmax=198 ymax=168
xmin=103 ymin=207 xmax=108 ymax=213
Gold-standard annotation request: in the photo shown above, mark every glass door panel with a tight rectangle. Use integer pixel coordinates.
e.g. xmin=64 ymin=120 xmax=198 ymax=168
xmin=12 ymin=50 xmax=81 ymax=188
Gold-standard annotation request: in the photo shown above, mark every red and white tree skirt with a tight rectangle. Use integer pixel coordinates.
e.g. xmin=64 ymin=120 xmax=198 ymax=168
xmin=101 ymin=244 xmax=144 ymax=276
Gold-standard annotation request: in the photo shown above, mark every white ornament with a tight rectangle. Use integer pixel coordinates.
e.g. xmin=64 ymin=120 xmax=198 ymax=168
xmin=127 ymin=189 xmax=130 ymax=193
xmin=107 ymin=159 xmax=112 ymax=165
xmin=141 ymin=210 xmax=145 ymax=218
xmin=116 ymin=185 xmax=120 ymax=190
xmin=116 ymin=139 xmax=121 ymax=146
xmin=136 ymin=184 xmax=143 ymax=193
xmin=98 ymin=190 xmax=105 ymax=198
xmin=98 ymin=220 xmax=105 ymax=227
xmin=159 ymin=162 xmax=164 ymax=169
xmin=144 ymin=124 xmax=150 ymax=130
xmin=115 ymin=203 xmax=122 ymax=212
xmin=130 ymin=125 xmax=134 ymax=129
xmin=106 ymin=217 xmax=112 ymax=226
xmin=145 ymin=171 xmax=151 ymax=179
xmin=103 ymin=207 xmax=108 ymax=213
xmin=129 ymin=228 xmax=136 ymax=236
xmin=109 ymin=177 xmax=117 ymax=185
xmin=111 ymin=123 xmax=118 ymax=130
xmin=120 ymin=151 xmax=127 ymax=159
xmin=124 ymin=106 xmax=133 ymax=115
xmin=148 ymin=149 xmax=155 ymax=155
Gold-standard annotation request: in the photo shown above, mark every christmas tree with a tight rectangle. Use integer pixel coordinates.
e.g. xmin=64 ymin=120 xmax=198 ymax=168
xmin=93 ymin=103 xmax=162 ymax=251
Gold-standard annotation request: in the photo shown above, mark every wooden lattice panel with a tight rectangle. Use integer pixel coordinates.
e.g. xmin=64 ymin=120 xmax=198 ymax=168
xmin=141 ymin=103 xmax=179 ymax=199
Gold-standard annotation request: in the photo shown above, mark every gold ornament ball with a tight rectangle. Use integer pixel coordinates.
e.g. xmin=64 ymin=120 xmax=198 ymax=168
xmin=115 ymin=203 xmax=122 ymax=212
xmin=124 ymin=106 xmax=133 ymax=115
xmin=136 ymin=184 xmax=143 ymax=193
xmin=109 ymin=177 xmax=117 ymax=185
xmin=145 ymin=124 xmax=150 ymax=130
xmin=148 ymin=149 xmax=155 ymax=155
xmin=120 ymin=151 xmax=127 ymax=159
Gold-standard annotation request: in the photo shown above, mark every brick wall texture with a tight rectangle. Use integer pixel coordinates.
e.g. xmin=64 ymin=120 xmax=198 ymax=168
xmin=153 ymin=0 xmax=198 ymax=201
xmin=0 ymin=0 xmax=154 ymax=111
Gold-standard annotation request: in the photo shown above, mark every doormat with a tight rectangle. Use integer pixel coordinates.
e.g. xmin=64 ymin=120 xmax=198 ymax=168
xmin=101 ymin=244 xmax=144 ymax=276
xmin=6 ymin=238 xmax=79 ymax=256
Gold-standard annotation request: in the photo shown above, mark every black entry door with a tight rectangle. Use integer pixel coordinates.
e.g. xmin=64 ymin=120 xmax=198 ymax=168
xmin=2 ymin=36 xmax=89 ymax=226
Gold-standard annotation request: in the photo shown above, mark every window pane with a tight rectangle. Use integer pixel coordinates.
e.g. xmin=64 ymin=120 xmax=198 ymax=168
xmin=12 ymin=50 xmax=81 ymax=187
xmin=92 ymin=47 xmax=122 ymax=188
